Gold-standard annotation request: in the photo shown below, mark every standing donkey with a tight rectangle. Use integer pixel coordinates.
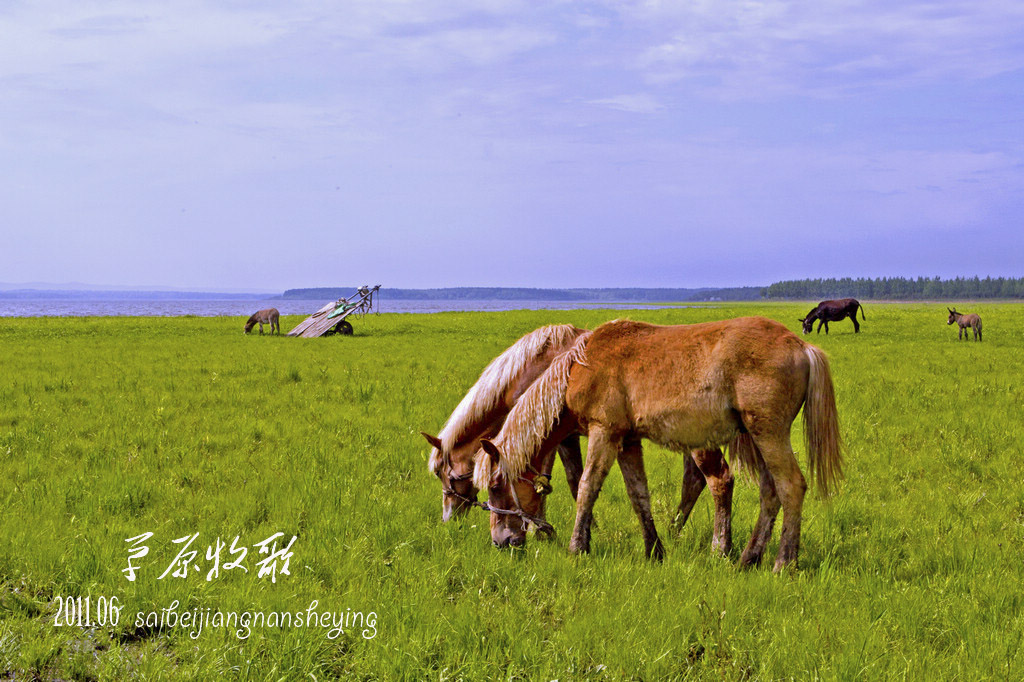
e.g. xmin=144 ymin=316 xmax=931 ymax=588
xmin=244 ymin=308 xmax=280 ymax=335
xmin=947 ymin=308 xmax=982 ymax=341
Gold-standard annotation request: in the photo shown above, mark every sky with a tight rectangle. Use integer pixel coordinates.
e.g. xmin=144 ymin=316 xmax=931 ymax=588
xmin=3 ymin=1 xmax=1024 ymax=292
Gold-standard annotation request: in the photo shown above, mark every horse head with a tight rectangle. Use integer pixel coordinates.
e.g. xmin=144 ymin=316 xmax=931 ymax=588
xmin=947 ymin=308 xmax=958 ymax=325
xmin=799 ymin=315 xmax=814 ymax=334
xmin=422 ymin=432 xmax=478 ymax=522
xmin=476 ymin=439 xmax=550 ymax=549
xmin=243 ymin=317 xmax=256 ymax=334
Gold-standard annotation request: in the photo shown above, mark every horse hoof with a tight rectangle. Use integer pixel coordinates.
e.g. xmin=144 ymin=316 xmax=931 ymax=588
xmin=711 ymin=541 xmax=732 ymax=558
xmin=739 ymin=550 xmax=762 ymax=568
xmin=568 ymin=539 xmax=590 ymax=555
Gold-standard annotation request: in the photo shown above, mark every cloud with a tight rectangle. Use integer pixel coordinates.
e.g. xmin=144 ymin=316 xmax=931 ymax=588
xmin=0 ymin=1 xmax=554 ymax=92
xmin=588 ymin=93 xmax=663 ymax=113
xmin=630 ymin=0 xmax=1024 ymax=98
xmin=0 ymin=3 xmax=287 ymax=80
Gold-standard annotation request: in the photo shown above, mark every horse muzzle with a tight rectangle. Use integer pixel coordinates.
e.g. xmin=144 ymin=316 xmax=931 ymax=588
xmin=493 ymin=534 xmax=526 ymax=549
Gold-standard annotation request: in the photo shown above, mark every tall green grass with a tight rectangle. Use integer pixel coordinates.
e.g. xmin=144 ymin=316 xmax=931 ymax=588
xmin=1 ymin=303 xmax=1022 ymax=680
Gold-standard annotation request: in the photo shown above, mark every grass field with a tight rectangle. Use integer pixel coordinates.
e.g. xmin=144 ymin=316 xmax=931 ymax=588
xmin=1 ymin=303 xmax=1023 ymax=680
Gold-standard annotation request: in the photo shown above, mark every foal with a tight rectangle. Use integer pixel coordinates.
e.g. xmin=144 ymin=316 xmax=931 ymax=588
xmin=947 ymin=308 xmax=982 ymax=341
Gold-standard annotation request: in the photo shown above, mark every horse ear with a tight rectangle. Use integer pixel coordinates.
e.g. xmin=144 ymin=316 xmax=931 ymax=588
xmin=480 ymin=439 xmax=502 ymax=466
xmin=798 ymin=317 xmax=805 ymax=322
xmin=420 ymin=432 xmax=443 ymax=450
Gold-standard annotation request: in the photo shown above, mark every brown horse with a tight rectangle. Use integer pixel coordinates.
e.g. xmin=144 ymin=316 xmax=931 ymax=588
xmin=422 ymin=324 xmax=589 ymax=524
xmin=244 ymin=308 xmax=280 ymax=335
xmin=947 ymin=308 xmax=982 ymax=341
xmin=476 ymin=317 xmax=843 ymax=572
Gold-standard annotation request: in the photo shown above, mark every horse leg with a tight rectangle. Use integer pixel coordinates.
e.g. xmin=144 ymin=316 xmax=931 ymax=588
xmin=690 ymin=448 xmax=733 ymax=556
xmin=671 ymin=454 xmax=707 ymax=534
xmin=569 ymin=425 xmax=620 ymax=555
xmin=556 ymin=435 xmax=583 ymax=501
xmin=549 ymin=423 xmax=600 ymax=530
xmin=816 ymin=320 xmax=824 ymax=334
xmin=851 ymin=314 xmax=860 ymax=333
xmin=527 ymin=419 xmax=578 ymax=535
xmin=754 ymin=434 xmax=807 ymax=572
xmin=739 ymin=454 xmax=780 ymax=568
xmin=617 ymin=438 xmax=664 ymax=561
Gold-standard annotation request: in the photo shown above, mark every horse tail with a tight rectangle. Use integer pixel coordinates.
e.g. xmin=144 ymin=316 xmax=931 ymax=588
xmin=803 ymin=345 xmax=844 ymax=497
xmin=859 ymin=303 xmax=866 ymax=320
xmin=474 ymin=330 xmax=592 ymax=490
xmin=727 ymin=432 xmax=761 ymax=482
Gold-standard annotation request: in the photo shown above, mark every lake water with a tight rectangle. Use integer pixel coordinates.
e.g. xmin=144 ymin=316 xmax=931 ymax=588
xmin=0 ymin=298 xmax=694 ymax=317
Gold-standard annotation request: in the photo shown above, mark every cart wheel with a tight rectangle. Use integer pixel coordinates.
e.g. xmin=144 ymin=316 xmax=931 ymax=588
xmin=334 ymin=320 xmax=354 ymax=336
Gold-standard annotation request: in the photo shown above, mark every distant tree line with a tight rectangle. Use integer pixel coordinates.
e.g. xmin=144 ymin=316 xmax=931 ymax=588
xmin=763 ymin=276 xmax=1024 ymax=300
xmin=282 ymin=287 xmax=764 ymax=302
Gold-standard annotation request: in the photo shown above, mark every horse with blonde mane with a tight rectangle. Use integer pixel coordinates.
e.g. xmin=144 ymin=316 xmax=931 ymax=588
xmin=423 ymin=323 xmax=740 ymax=543
xmin=477 ymin=317 xmax=843 ymax=572
xmin=422 ymin=324 xmax=590 ymax=523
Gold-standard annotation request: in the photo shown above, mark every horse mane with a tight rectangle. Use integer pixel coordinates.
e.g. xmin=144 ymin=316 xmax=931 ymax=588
xmin=428 ymin=324 xmax=586 ymax=472
xmin=473 ymin=330 xmax=592 ymax=489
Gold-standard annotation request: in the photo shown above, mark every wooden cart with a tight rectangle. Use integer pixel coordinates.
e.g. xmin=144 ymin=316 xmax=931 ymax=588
xmin=286 ymin=285 xmax=381 ymax=338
